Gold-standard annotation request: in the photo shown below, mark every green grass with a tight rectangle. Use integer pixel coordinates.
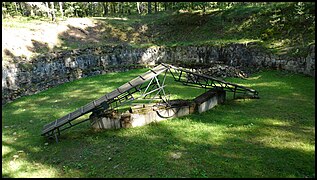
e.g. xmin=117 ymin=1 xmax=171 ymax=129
xmin=3 ymin=3 xmax=314 ymax=58
xmin=2 ymin=16 xmax=52 ymax=28
xmin=2 ymin=69 xmax=315 ymax=178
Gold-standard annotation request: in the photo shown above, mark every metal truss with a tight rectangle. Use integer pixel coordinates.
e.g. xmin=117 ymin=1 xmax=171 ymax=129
xmin=42 ymin=63 xmax=259 ymax=142
xmin=164 ymin=63 xmax=259 ymax=99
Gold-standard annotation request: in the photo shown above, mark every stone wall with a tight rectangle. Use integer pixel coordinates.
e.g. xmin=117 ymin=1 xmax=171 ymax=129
xmin=2 ymin=43 xmax=314 ymax=105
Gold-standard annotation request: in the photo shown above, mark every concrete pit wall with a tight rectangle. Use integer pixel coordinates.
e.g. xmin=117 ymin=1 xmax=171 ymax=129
xmin=90 ymin=89 xmax=226 ymax=130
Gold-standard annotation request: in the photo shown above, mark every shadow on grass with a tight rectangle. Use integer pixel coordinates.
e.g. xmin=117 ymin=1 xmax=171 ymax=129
xmin=2 ymin=69 xmax=315 ymax=177
xmin=2 ymin=6 xmax=315 ymax=176
xmin=2 ymin=117 xmax=314 ymax=178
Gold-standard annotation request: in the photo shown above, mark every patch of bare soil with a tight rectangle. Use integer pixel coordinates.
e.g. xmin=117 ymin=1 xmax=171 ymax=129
xmin=2 ymin=18 xmax=104 ymax=61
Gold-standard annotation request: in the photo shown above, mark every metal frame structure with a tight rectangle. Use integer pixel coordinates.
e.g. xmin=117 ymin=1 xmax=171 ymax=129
xmin=42 ymin=64 xmax=170 ymax=142
xmin=41 ymin=63 xmax=259 ymax=142
xmin=165 ymin=63 xmax=259 ymax=99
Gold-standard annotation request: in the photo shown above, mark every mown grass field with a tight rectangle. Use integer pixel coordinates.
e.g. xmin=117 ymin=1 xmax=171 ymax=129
xmin=2 ymin=68 xmax=315 ymax=178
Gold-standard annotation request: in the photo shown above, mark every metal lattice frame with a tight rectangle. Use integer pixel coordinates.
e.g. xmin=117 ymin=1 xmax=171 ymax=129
xmin=164 ymin=63 xmax=259 ymax=99
xmin=104 ymin=68 xmax=169 ymax=111
xmin=42 ymin=66 xmax=170 ymax=142
xmin=41 ymin=63 xmax=259 ymax=142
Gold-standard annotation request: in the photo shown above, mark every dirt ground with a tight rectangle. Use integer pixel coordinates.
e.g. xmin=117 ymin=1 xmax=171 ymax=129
xmin=2 ymin=18 xmax=103 ymax=61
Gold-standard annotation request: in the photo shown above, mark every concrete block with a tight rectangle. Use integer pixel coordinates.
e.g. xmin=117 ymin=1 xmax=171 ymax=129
xmin=91 ymin=89 xmax=226 ymax=130
xmin=130 ymin=114 xmax=146 ymax=127
xmin=91 ymin=117 xmax=121 ymax=129
xmin=176 ymin=106 xmax=190 ymax=117
xmin=198 ymin=96 xmax=218 ymax=113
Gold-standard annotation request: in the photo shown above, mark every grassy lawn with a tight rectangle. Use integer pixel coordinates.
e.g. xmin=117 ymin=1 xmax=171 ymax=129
xmin=2 ymin=69 xmax=315 ymax=178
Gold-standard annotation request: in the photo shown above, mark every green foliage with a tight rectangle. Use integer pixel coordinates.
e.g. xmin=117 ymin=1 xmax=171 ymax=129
xmin=2 ymin=2 xmax=311 ymax=18
xmin=2 ymin=2 xmax=315 ymax=58
xmin=2 ymin=69 xmax=315 ymax=178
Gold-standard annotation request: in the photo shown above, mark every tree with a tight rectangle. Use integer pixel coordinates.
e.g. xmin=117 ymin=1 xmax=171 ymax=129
xmin=22 ymin=2 xmax=32 ymax=16
xmin=103 ymin=2 xmax=108 ymax=16
xmin=202 ymin=2 xmax=206 ymax=13
xmin=111 ymin=2 xmax=116 ymax=14
xmin=119 ymin=2 xmax=124 ymax=14
xmin=59 ymin=2 xmax=64 ymax=18
xmin=137 ymin=2 xmax=141 ymax=14
xmin=148 ymin=2 xmax=151 ymax=14
xmin=50 ymin=2 xmax=56 ymax=21
xmin=154 ymin=2 xmax=158 ymax=13
xmin=13 ymin=2 xmax=18 ymax=14
xmin=17 ymin=2 xmax=23 ymax=15
xmin=45 ymin=2 xmax=51 ymax=18
xmin=126 ymin=2 xmax=131 ymax=15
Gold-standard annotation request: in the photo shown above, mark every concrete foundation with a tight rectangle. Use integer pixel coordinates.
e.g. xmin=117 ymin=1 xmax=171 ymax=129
xmin=90 ymin=89 xmax=226 ymax=130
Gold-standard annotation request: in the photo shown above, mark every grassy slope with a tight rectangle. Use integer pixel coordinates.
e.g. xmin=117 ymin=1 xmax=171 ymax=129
xmin=2 ymin=69 xmax=315 ymax=178
xmin=2 ymin=3 xmax=315 ymax=60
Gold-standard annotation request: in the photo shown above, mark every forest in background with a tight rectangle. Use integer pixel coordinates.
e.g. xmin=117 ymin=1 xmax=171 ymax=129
xmin=2 ymin=2 xmax=314 ymax=20
xmin=1 ymin=3 xmax=316 ymax=178
xmin=2 ymin=2 xmax=315 ymax=59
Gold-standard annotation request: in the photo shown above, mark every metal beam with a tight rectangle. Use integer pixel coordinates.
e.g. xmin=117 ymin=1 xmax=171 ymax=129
xmin=41 ymin=63 xmax=259 ymax=141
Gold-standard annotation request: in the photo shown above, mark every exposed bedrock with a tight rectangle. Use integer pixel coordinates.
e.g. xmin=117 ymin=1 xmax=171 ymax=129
xmin=2 ymin=43 xmax=314 ymax=105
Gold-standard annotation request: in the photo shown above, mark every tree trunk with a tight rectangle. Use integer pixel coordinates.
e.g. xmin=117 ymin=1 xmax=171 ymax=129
xmin=103 ymin=2 xmax=108 ymax=16
xmin=164 ymin=2 xmax=167 ymax=11
xmin=59 ymin=2 xmax=63 ymax=18
xmin=45 ymin=2 xmax=51 ymax=18
xmin=84 ymin=2 xmax=89 ymax=17
xmin=203 ymin=3 xmax=206 ymax=13
xmin=112 ymin=3 xmax=116 ymax=14
xmin=22 ymin=2 xmax=30 ymax=16
xmin=13 ymin=2 xmax=18 ymax=14
xmin=91 ymin=2 xmax=94 ymax=17
xmin=50 ymin=2 xmax=56 ymax=21
xmin=127 ymin=2 xmax=131 ymax=15
xmin=121 ymin=2 xmax=124 ymax=14
xmin=148 ymin=2 xmax=151 ymax=14
xmin=137 ymin=2 xmax=141 ymax=14
xmin=154 ymin=2 xmax=157 ymax=13
xmin=92 ymin=2 xmax=95 ymax=17
xmin=18 ymin=2 xmax=23 ymax=15
xmin=23 ymin=3 xmax=35 ymax=16
xmin=2 ymin=2 xmax=6 ymax=17
xmin=30 ymin=5 xmax=34 ymax=16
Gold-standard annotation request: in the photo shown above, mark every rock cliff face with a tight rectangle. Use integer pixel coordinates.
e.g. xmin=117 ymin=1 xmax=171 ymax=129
xmin=2 ymin=44 xmax=314 ymax=105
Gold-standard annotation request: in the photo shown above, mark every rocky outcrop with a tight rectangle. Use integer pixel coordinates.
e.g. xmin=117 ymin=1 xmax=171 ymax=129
xmin=2 ymin=43 xmax=314 ymax=105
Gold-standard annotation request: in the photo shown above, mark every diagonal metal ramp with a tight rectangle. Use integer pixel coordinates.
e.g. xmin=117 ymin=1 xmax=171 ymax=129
xmin=41 ymin=64 xmax=169 ymax=140
xmin=41 ymin=63 xmax=259 ymax=141
xmin=163 ymin=63 xmax=259 ymax=99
